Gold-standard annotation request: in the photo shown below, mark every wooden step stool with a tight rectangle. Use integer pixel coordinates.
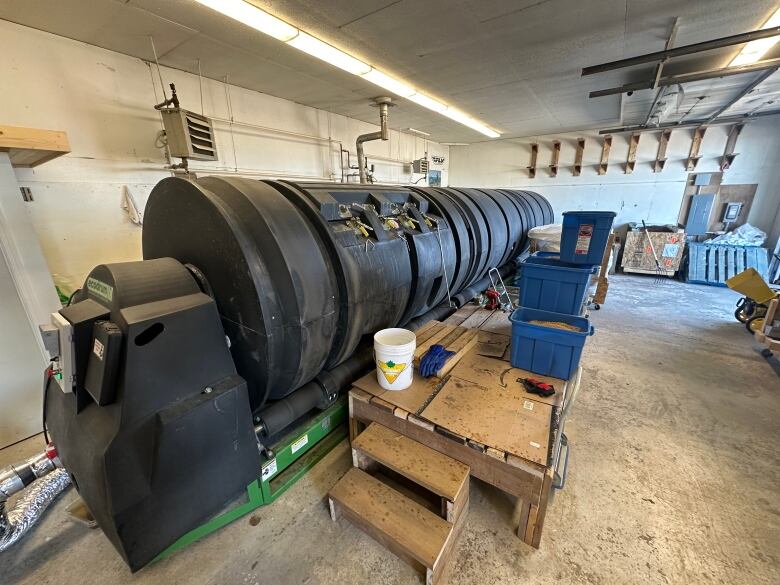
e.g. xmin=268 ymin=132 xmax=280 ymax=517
xmin=329 ymin=423 xmax=469 ymax=585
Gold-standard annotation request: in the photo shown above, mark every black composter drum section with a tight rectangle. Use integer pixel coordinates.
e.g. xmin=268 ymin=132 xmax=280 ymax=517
xmin=46 ymin=177 xmax=552 ymax=571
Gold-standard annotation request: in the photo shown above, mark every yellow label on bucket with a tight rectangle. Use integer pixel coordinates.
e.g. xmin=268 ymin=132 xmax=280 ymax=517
xmin=377 ymin=359 xmax=408 ymax=384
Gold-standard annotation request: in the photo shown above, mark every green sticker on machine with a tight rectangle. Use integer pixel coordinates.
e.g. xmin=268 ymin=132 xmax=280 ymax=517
xmin=87 ymin=277 xmax=114 ymax=303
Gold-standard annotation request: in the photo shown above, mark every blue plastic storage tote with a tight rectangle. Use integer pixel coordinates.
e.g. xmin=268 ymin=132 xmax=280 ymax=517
xmin=509 ymin=307 xmax=593 ymax=380
xmin=560 ymin=211 xmax=616 ymax=265
xmin=518 ymin=256 xmax=596 ymax=315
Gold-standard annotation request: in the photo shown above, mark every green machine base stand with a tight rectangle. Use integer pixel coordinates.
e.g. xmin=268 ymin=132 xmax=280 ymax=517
xmin=155 ymin=396 xmax=348 ymax=562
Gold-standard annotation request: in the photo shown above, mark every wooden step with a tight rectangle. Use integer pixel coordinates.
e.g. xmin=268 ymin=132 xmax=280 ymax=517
xmin=352 ymin=422 xmax=469 ymax=522
xmin=329 ymin=467 xmax=465 ymax=585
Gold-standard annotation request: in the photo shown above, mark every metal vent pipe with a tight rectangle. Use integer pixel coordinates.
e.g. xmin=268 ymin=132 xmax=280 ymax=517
xmin=357 ymin=97 xmax=391 ymax=183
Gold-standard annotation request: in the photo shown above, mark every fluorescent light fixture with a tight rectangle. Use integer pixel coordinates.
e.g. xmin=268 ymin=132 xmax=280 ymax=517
xmin=287 ymin=32 xmax=372 ymax=75
xmin=442 ymin=108 xmax=501 ymax=138
xmin=193 ymin=0 xmax=298 ymax=41
xmin=730 ymin=8 xmax=780 ymax=66
xmin=361 ymin=69 xmax=416 ymax=97
xmin=407 ymin=93 xmax=449 ymax=113
xmin=402 ymin=127 xmax=431 ymax=136
xmin=441 ymin=142 xmax=470 ymax=146
xmin=192 ymin=0 xmax=500 ymax=138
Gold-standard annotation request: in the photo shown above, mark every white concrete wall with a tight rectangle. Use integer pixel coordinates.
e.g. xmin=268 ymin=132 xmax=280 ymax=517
xmin=449 ymin=119 xmax=780 ymax=247
xmin=0 ymin=20 xmax=449 ymax=292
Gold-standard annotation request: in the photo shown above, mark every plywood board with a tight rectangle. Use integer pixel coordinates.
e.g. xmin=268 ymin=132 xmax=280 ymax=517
xmin=421 ymin=376 xmax=553 ymax=465
xmin=475 ymin=331 xmax=510 ymax=358
xmin=353 ymin=371 xmax=441 ymax=414
xmin=450 ymin=349 xmax=567 ymax=407
xmin=621 ymin=230 xmax=685 ymax=273
xmin=459 ymin=309 xmax=494 ymax=329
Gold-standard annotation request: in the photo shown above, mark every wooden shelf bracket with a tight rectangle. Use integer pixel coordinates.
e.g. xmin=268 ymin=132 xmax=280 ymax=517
xmin=527 ymin=143 xmax=538 ymax=178
xmin=625 ymin=133 xmax=640 ymax=173
xmin=720 ymin=123 xmax=744 ymax=171
xmin=573 ymin=138 xmax=585 ymax=176
xmin=598 ymin=135 xmax=612 ymax=175
xmin=653 ymin=129 xmax=671 ymax=172
xmin=548 ymin=141 xmax=560 ymax=177
xmin=685 ymin=127 xmax=706 ymax=171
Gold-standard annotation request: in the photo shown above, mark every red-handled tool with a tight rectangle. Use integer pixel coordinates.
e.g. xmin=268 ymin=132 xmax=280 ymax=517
xmin=519 ymin=377 xmax=555 ymax=397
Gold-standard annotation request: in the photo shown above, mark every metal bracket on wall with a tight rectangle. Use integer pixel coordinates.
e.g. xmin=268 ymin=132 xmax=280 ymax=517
xmin=549 ymin=141 xmax=560 ymax=177
xmin=527 ymin=143 xmax=538 ymax=178
xmin=598 ymin=135 xmax=612 ymax=175
xmin=654 ymin=129 xmax=672 ymax=173
xmin=624 ymin=133 xmax=640 ymax=174
xmin=573 ymin=138 xmax=585 ymax=176
xmin=720 ymin=123 xmax=744 ymax=171
xmin=685 ymin=127 xmax=706 ymax=171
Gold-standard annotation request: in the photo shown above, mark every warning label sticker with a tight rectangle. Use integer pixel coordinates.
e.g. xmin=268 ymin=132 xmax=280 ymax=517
xmin=261 ymin=458 xmax=277 ymax=481
xmin=574 ymin=224 xmax=594 ymax=255
xmin=291 ymin=434 xmax=309 ymax=454
xmin=93 ymin=338 xmax=105 ymax=360
xmin=377 ymin=360 xmax=408 ymax=384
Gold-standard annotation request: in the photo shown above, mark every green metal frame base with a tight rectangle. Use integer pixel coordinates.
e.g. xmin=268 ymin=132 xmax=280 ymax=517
xmin=154 ymin=396 xmax=348 ymax=563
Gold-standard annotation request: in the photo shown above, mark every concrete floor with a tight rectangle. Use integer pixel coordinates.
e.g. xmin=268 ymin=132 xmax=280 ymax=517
xmin=1 ymin=275 xmax=778 ymax=585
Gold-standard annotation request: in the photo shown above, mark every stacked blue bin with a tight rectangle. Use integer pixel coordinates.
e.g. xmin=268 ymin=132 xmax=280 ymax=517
xmin=510 ymin=211 xmax=616 ymax=380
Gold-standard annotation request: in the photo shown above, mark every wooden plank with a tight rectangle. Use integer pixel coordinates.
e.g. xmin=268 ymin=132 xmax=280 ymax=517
xmin=443 ymin=303 xmax=479 ymax=325
xmin=460 ymin=308 xmax=494 ymax=330
xmin=429 ymin=499 xmax=468 ymax=585
xmin=624 ymin=133 xmax=640 ymax=174
xmin=351 ymin=399 xmax=546 ymax=498
xmin=0 ymin=125 xmax=70 ymax=168
xmin=685 ymin=127 xmax=706 ymax=171
xmin=653 ymin=129 xmax=671 ymax=173
xmin=548 ymin=140 xmax=560 ymax=177
xmin=328 ymin=467 xmax=452 ymax=570
xmin=527 ymin=143 xmax=538 ymax=179
xmin=477 ymin=311 xmax=513 ymax=335
xmin=573 ymin=138 xmax=585 ymax=176
xmin=421 ymin=376 xmax=553 ymax=465
xmin=415 ymin=325 xmax=458 ymax=360
xmin=436 ymin=330 xmax=479 ymax=378
xmin=530 ymin=469 xmax=555 ymax=548
xmin=486 ymin=447 xmax=506 ymax=462
xmin=408 ymin=414 xmax=436 ymax=432
xmin=598 ymin=135 xmax=612 ymax=175
xmin=415 ymin=321 xmax=447 ymax=346
xmin=352 ymin=423 xmax=469 ymax=502
xmin=371 ymin=396 xmax=396 ymax=413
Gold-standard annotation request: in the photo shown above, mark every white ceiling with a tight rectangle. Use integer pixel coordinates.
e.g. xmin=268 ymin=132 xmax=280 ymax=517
xmin=1 ymin=0 xmax=779 ymax=142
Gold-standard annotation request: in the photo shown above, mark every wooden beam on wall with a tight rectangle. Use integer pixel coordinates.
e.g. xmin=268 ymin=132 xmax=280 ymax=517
xmin=624 ymin=133 xmax=640 ymax=173
xmin=598 ymin=135 xmax=612 ymax=175
xmin=654 ymin=129 xmax=671 ymax=173
xmin=527 ymin=143 xmax=538 ymax=179
xmin=573 ymin=138 xmax=585 ymax=176
xmin=548 ymin=141 xmax=560 ymax=177
xmin=0 ymin=125 xmax=70 ymax=168
xmin=685 ymin=127 xmax=706 ymax=171
xmin=720 ymin=123 xmax=744 ymax=171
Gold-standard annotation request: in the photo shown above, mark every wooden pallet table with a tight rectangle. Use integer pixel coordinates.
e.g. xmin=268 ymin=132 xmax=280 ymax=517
xmin=349 ymin=306 xmax=581 ymax=548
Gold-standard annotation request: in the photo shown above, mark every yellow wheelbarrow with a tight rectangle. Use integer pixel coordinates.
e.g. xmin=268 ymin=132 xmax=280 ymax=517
xmin=726 ymin=268 xmax=779 ymax=333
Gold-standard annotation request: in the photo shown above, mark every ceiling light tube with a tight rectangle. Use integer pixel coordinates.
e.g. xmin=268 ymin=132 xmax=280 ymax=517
xmin=193 ymin=0 xmax=298 ymax=41
xmin=407 ymin=93 xmax=449 ymax=113
xmin=730 ymin=8 xmax=780 ymax=66
xmin=402 ymin=127 xmax=431 ymax=136
xmin=360 ymin=69 xmax=416 ymax=97
xmin=193 ymin=0 xmax=501 ymax=138
xmin=287 ymin=32 xmax=372 ymax=75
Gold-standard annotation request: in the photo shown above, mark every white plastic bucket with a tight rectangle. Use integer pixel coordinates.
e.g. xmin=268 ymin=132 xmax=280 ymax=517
xmin=373 ymin=328 xmax=416 ymax=391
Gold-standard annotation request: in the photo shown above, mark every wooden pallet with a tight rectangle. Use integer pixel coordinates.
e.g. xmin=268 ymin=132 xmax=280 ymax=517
xmin=330 ymin=423 xmax=469 ymax=585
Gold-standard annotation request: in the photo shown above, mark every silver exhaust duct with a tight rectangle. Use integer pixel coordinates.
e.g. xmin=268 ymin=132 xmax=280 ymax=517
xmin=0 ymin=446 xmax=70 ymax=552
xmin=356 ymin=97 xmax=391 ymax=183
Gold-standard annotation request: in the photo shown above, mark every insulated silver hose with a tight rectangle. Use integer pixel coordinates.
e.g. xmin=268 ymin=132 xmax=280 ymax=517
xmin=0 ymin=447 xmax=70 ymax=552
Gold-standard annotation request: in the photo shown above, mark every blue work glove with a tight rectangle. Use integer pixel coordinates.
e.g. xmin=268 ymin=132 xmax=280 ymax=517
xmin=419 ymin=344 xmax=456 ymax=378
